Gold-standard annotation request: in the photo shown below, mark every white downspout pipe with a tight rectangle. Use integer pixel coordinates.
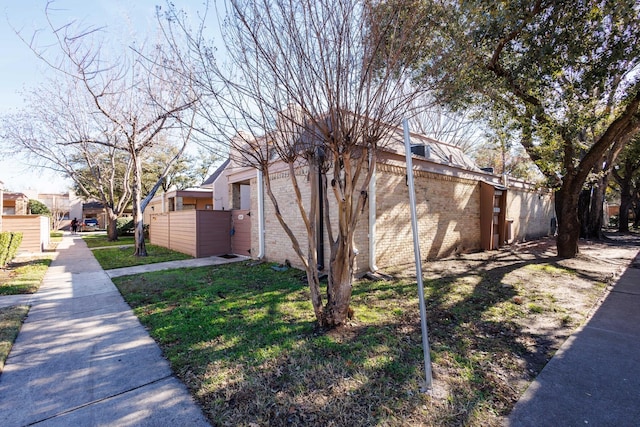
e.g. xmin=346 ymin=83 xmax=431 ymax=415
xmin=368 ymin=151 xmax=378 ymax=272
xmin=257 ymin=169 xmax=265 ymax=259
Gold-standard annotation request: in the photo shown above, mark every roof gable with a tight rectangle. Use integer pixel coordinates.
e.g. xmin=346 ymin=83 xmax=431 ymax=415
xmin=202 ymin=158 xmax=231 ymax=186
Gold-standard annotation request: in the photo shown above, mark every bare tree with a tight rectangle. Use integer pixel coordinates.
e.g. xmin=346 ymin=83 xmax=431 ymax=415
xmin=163 ymin=0 xmax=428 ymax=327
xmin=49 ymin=195 xmax=69 ymax=232
xmin=3 ymin=3 xmax=199 ymax=252
xmin=2 ymin=75 xmax=134 ymax=241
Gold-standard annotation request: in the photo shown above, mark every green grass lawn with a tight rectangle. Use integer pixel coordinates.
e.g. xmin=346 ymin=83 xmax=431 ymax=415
xmin=0 ymin=256 xmax=51 ymax=372
xmin=112 ymin=262 xmax=514 ymax=425
xmin=92 ymin=244 xmax=192 ymax=270
xmin=0 ymin=306 xmax=29 ymax=373
xmin=82 ymin=234 xmax=138 ymax=248
xmin=0 ymin=258 xmax=53 ymax=295
xmin=113 ymin=246 xmax=614 ymax=426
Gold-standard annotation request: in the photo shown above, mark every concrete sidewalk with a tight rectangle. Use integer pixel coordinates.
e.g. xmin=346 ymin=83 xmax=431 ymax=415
xmin=507 ymin=252 xmax=640 ymax=426
xmin=0 ymin=234 xmax=211 ymax=426
xmin=106 ymin=254 xmax=248 ymax=278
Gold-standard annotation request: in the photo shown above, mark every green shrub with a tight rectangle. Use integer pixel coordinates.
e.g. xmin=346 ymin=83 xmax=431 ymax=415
xmin=609 ymin=215 xmax=619 ymax=227
xmin=28 ymin=200 xmax=51 ymax=216
xmin=0 ymin=232 xmax=22 ymax=268
xmin=0 ymin=232 xmax=10 ymax=267
xmin=116 ymin=217 xmax=134 ymax=236
xmin=7 ymin=233 xmax=23 ymax=264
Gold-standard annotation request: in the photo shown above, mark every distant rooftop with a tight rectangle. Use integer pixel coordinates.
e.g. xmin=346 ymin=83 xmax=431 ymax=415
xmin=2 ymin=192 xmax=29 ymax=201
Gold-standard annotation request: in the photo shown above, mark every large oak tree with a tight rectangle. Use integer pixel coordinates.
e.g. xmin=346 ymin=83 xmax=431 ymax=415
xmin=391 ymin=0 xmax=640 ymax=257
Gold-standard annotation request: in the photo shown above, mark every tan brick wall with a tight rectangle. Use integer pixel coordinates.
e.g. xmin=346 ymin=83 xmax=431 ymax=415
xmin=506 ymin=188 xmax=554 ymax=242
xmin=259 ymin=167 xmax=313 ymax=269
xmin=375 ymin=164 xmax=481 ymax=268
xmin=248 ymin=162 xmax=555 ymax=273
xmin=253 ymin=165 xmax=369 ymax=273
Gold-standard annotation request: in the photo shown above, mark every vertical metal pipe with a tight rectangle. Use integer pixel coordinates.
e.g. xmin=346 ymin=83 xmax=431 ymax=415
xmin=368 ymin=149 xmax=378 ymax=272
xmin=256 ymin=169 xmax=265 ymax=259
xmin=402 ymin=119 xmax=433 ymax=392
xmin=317 ymin=159 xmax=325 ymax=271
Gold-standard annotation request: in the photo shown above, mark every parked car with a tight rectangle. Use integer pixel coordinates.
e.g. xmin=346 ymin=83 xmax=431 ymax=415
xmin=82 ymin=218 xmax=99 ymax=231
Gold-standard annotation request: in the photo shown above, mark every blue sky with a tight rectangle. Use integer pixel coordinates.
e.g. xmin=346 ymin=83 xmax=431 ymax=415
xmin=0 ymin=0 xmax=174 ymax=193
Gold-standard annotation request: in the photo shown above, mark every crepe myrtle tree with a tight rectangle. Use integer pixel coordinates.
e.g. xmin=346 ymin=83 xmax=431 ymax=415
xmin=5 ymin=2 xmax=200 ymax=252
xmin=162 ymin=0 xmax=428 ymax=327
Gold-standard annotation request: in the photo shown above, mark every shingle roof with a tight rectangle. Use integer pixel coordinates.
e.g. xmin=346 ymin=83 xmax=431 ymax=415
xmin=202 ymin=158 xmax=231 ymax=186
xmin=384 ymin=127 xmax=481 ymax=172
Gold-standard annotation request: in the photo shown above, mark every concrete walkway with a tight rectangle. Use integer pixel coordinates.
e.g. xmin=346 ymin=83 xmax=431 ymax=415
xmin=0 ymin=234 xmax=212 ymax=426
xmin=106 ymin=254 xmax=248 ymax=278
xmin=507 ymin=252 xmax=640 ymax=426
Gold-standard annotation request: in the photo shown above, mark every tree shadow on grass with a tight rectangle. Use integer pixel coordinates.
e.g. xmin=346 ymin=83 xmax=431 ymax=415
xmin=118 ymin=238 xmax=636 ymax=426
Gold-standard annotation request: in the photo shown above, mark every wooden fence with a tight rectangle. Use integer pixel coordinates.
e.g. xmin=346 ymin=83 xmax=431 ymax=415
xmin=149 ymin=210 xmax=232 ymax=257
xmin=2 ymin=215 xmax=50 ymax=252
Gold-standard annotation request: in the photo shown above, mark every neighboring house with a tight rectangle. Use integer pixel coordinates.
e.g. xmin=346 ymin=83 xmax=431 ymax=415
xmin=147 ymin=160 xmax=253 ymax=258
xmin=224 ymin=124 xmax=555 ymax=274
xmin=2 ymin=188 xmax=51 ymax=252
xmin=82 ymin=201 xmax=107 ymax=229
xmin=144 ymin=160 xmax=234 ymax=224
xmin=144 ymin=188 xmax=215 ymax=224
xmin=201 ymin=158 xmax=233 ymax=210
xmin=2 ymin=192 xmax=29 ymax=215
xmin=24 ymin=190 xmax=84 ymax=230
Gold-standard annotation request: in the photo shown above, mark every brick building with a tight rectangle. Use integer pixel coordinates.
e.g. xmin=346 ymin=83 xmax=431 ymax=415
xmin=2 ymin=192 xmax=29 ymax=215
xmin=225 ymin=125 xmax=555 ymax=274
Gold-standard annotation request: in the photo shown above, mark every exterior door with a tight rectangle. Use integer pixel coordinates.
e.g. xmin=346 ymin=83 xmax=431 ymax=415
xmin=231 ymin=209 xmax=252 ymax=255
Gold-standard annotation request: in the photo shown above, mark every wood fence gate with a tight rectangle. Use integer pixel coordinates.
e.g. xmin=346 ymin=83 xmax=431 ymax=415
xmin=231 ymin=209 xmax=252 ymax=256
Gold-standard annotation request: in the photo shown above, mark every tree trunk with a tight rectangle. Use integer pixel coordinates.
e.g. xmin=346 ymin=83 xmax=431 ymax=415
xmin=132 ymin=153 xmax=148 ymax=257
xmin=588 ymin=175 xmax=607 ymax=239
xmin=555 ymin=184 xmax=581 ymax=258
xmin=578 ymin=189 xmax=591 ymax=239
xmin=323 ymin=236 xmax=355 ymax=327
xmin=619 ymin=182 xmax=632 ymax=232
xmin=305 ymin=161 xmax=325 ymax=323
xmin=581 ymin=176 xmax=608 ymax=239
xmin=106 ymin=210 xmax=119 ymax=242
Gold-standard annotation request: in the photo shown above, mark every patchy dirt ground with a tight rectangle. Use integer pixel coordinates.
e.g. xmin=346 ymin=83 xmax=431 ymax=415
xmin=385 ymin=231 xmax=640 ymax=424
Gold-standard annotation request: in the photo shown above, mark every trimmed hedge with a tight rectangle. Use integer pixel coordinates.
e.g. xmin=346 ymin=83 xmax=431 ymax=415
xmin=0 ymin=232 xmax=23 ymax=268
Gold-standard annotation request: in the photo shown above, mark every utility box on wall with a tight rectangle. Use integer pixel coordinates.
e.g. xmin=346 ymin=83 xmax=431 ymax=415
xmin=480 ymin=182 xmax=507 ymax=251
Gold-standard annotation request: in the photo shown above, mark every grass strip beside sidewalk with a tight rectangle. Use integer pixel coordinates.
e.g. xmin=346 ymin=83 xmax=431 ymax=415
xmin=0 ymin=258 xmax=52 ymax=296
xmin=91 ymin=244 xmax=192 ymax=270
xmin=0 ymin=306 xmax=29 ymax=373
xmin=82 ymin=234 xmax=137 ymax=248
